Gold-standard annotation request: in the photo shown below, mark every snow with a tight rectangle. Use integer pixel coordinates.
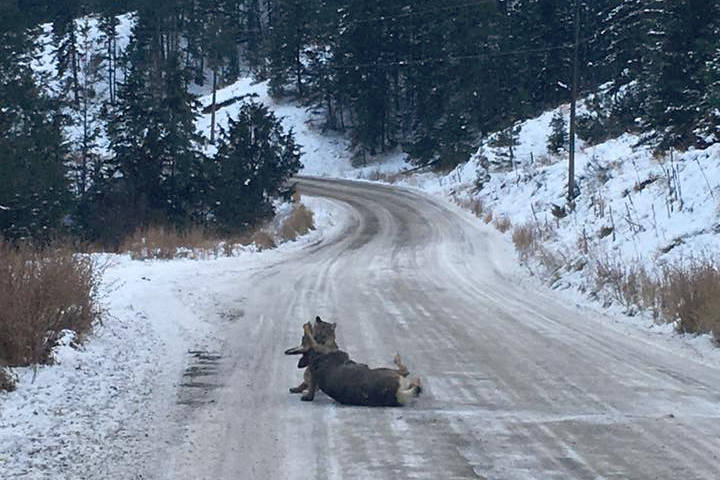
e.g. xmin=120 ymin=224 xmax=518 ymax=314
xmin=5 ymin=16 xmax=720 ymax=475
xmin=0 ymin=198 xmax=343 ymax=478
xmin=195 ymin=77 xmax=412 ymax=178
xmin=31 ymin=13 xmax=135 ymax=155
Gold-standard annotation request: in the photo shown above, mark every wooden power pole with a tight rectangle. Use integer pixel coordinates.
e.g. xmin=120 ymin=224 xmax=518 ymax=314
xmin=568 ymin=0 xmax=580 ymax=207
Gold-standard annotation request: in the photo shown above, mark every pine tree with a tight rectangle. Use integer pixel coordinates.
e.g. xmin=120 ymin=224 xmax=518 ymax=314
xmin=103 ymin=6 xmax=206 ymax=233
xmin=209 ymin=101 xmax=302 ymax=230
xmin=547 ymin=111 xmax=568 ymax=154
xmin=0 ymin=7 xmax=70 ymax=242
xmin=51 ymin=0 xmax=83 ymax=105
xmin=641 ymin=0 xmax=719 ymax=149
xmin=98 ymin=12 xmax=120 ymax=105
xmin=489 ymin=124 xmax=521 ymax=167
xmin=267 ymin=0 xmax=320 ymax=97
xmin=698 ymin=14 xmax=720 ymax=143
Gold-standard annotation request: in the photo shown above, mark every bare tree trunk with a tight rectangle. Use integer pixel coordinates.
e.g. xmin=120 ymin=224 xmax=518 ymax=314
xmin=210 ymin=68 xmax=218 ymax=143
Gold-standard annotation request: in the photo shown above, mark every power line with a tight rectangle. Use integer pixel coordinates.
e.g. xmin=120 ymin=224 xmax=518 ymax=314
xmin=337 ymin=0 xmax=502 ymax=26
xmin=322 ymin=38 xmax=596 ymax=71
xmin=254 ymin=0 xmax=502 ymax=34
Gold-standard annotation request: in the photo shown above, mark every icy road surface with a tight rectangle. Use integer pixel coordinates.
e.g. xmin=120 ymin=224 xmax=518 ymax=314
xmin=159 ymin=177 xmax=720 ymax=480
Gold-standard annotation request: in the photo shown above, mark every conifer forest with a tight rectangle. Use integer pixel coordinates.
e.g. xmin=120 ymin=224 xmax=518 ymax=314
xmin=1 ymin=0 xmax=719 ymax=244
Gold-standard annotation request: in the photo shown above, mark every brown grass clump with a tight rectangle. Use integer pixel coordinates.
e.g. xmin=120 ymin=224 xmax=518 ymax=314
xmin=0 ymin=241 xmax=101 ymax=369
xmin=483 ymin=211 xmax=493 ymax=224
xmin=493 ymin=216 xmax=512 ymax=233
xmin=512 ymin=222 xmax=539 ymax=261
xmin=120 ymin=225 xmax=215 ymax=260
xmin=0 ymin=368 xmax=16 ymax=392
xmin=250 ymin=230 xmax=277 ymax=250
xmin=593 ymin=256 xmax=656 ymax=312
xmin=457 ymin=197 xmax=486 ymax=218
xmin=279 ymin=203 xmax=315 ymax=242
xmin=658 ymin=260 xmax=720 ymax=338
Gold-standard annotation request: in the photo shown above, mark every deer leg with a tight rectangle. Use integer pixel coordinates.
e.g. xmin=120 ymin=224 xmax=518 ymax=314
xmin=393 ymin=353 xmax=409 ymax=377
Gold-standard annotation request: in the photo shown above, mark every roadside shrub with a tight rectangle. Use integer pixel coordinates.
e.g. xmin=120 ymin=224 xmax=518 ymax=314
xmin=659 ymin=260 xmax=720 ymax=339
xmin=593 ymin=256 xmax=656 ymax=312
xmin=493 ymin=216 xmax=512 ymax=233
xmin=250 ymin=230 xmax=276 ymax=250
xmin=120 ymin=225 xmax=216 ymax=260
xmin=512 ymin=222 xmax=539 ymax=261
xmin=279 ymin=204 xmax=315 ymax=242
xmin=0 ymin=241 xmax=101 ymax=367
xmin=0 ymin=368 xmax=16 ymax=392
xmin=457 ymin=197 xmax=485 ymax=218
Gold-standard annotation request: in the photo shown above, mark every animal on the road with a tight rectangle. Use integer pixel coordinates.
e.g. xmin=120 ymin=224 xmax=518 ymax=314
xmin=286 ymin=322 xmax=421 ymax=406
xmin=285 ymin=316 xmax=338 ymax=401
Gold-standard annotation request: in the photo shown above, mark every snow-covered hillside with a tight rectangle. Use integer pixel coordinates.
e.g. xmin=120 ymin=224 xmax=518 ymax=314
xmin=441 ymin=109 xmax=720 ymax=272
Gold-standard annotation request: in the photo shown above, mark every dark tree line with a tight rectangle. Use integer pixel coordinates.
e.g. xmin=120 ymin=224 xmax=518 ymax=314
xmin=2 ymin=0 xmax=718 ymax=243
xmin=1 ymin=0 xmax=301 ymax=244
xmin=257 ymin=0 xmax=719 ymax=160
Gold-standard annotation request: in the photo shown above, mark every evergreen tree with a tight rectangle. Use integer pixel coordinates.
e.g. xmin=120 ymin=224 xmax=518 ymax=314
xmin=547 ymin=111 xmax=568 ymax=154
xmin=267 ymin=0 xmax=321 ymax=97
xmin=98 ymin=12 xmax=120 ymax=105
xmin=102 ymin=6 xmax=206 ymax=235
xmin=0 ymin=5 xmax=70 ymax=242
xmin=699 ymin=13 xmax=720 ymax=143
xmin=209 ymin=101 xmax=302 ymax=230
xmin=489 ymin=124 xmax=521 ymax=167
xmin=51 ymin=0 xmax=84 ymax=105
xmin=641 ymin=0 xmax=719 ymax=149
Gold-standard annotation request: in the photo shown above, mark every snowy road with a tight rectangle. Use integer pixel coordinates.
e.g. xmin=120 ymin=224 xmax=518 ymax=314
xmin=159 ymin=177 xmax=720 ymax=480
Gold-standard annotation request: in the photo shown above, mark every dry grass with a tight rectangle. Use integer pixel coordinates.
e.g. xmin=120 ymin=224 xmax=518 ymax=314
xmin=593 ymin=256 xmax=657 ymax=312
xmin=0 ymin=241 xmax=102 ymax=370
xmin=367 ymin=170 xmax=403 ymax=183
xmin=120 ymin=225 xmax=220 ymax=260
xmin=250 ymin=230 xmax=276 ymax=250
xmin=120 ymin=201 xmax=317 ymax=260
xmin=483 ymin=211 xmax=493 ymax=224
xmin=278 ymin=203 xmax=315 ymax=242
xmin=592 ymin=255 xmax=720 ymax=340
xmin=493 ymin=216 xmax=512 ymax=233
xmin=512 ymin=222 xmax=539 ymax=261
xmin=457 ymin=197 xmax=486 ymax=218
xmin=0 ymin=368 xmax=16 ymax=392
xmin=658 ymin=260 xmax=720 ymax=338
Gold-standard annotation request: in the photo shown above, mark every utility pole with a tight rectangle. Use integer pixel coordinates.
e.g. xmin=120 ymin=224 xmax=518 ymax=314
xmin=568 ymin=0 xmax=580 ymax=208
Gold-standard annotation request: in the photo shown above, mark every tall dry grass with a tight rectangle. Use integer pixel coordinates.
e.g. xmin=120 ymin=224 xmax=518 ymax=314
xmin=119 ymin=225 xmax=226 ymax=260
xmin=0 ymin=241 xmax=102 ymax=370
xmin=658 ymin=260 xmax=720 ymax=338
xmin=278 ymin=203 xmax=315 ymax=242
xmin=512 ymin=221 xmax=720 ymax=342
xmin=119 ymin=201 xmax=316 ymax=260
xmin=592 ymin=255 xmax=720 ymax=341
